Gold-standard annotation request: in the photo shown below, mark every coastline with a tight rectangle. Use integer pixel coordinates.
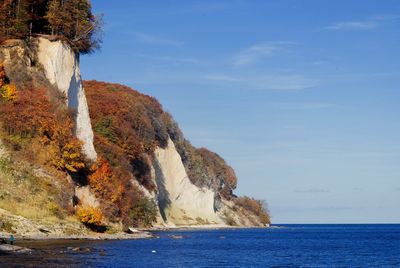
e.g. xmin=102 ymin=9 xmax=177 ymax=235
xmin=0 ymin=224 xmax=274 ymax=267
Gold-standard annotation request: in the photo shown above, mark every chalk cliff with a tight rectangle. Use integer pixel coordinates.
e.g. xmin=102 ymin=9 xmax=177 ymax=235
xmin=0 ymin=38 xmax=96 ymax=161
xmin=36 ymin=38 xmax=97 ymax=161
xmin=153 ymin=138 xmax=223 ymax=225
xmin=0 ymin=38 xmax=270 ymax=235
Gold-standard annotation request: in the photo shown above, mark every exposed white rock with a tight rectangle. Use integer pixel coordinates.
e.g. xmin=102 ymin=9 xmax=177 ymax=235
xmin=153 ymin=138 xmax=223 ymax=225
xmin=37 ymin=38 xmax=97 ymax=161
xmin=75 ymin=186 xmax=100 ymax=208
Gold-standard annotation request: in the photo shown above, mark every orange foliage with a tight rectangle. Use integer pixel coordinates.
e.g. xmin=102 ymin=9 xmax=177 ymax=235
xmin=0 ymin=87 xmax=85 ymax=172
xmin=88 ymin=157 xmax=124 ymax=203
xmin=85 ymin=80 xmax=163 ymax=191
xmin=76 ymin=206 xmax=103 ymax=226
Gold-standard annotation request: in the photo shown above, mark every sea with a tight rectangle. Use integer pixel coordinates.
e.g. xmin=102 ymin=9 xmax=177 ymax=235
xmin=72 ymin=224 xmax=400 ymax=268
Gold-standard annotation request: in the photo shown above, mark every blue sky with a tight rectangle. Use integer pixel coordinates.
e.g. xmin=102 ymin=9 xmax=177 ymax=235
xmin=82 ymin=0 xmax=400 ymax=223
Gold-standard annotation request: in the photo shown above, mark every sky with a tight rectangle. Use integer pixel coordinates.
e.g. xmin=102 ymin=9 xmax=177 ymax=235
xmin=82 ymin=0 xmax=400 ymax=224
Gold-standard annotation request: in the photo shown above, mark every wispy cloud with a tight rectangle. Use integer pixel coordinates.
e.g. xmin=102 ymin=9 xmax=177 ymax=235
xmin=395 ymin=187 xmax=400 ymax=192
xmin=204 ymin=73 xmax=317 ymax=90
xmin=325 ymin=21 xmax=378 ymax=30
xmin=233 ymin=42 xmax=293 ymax=66
xmin=270 ymin=102 xmax=336 ymax=110
xmin=204 ymin=74 xmax=240 ymax=82
xmin=130 ymin=32 xmax=183 ymax=47
xmin=294 ymin=188 xmax=330 ymax=193
xmin=324 ymin=14 xmax=399 ymax=31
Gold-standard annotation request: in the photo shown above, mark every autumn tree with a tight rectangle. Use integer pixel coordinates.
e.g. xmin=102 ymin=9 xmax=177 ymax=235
xmin=0 ymin=0 xmax=102 ymax=53
xmin=0 ymin=0 xmax=30 ymax=40
xmin=0 ymin=84 xmax=17 ymax=102
xmin=45 ymin=0 xmax=102 ymax=53
xmin=76 ymin=205 xmax=103 ymax=228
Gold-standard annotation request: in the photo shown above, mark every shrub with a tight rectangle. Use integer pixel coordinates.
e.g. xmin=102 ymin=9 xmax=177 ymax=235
xmin=235 ymin=196 xmax=271 ymax=225
xmin=223 ymin=212 xmax=238 ymax=226
xmin=0 ymin=84 xmax=17 ymax=102
xmin=53 ymin=139 xmax=85 ymax=172
xmin=0 ymin=217 xmax=14 ymax=233
xmin=76 ymin=206 xmax=103 ymax=228
xmin=85 ymin=80 xmax=167 ymax=192
xmin=130 ymin=197 xmax=158 ymax=227
xmin=88 ymin=157 xmax=121 ymax=202
xmin=0 ymin=86 xmax=85 ymax=173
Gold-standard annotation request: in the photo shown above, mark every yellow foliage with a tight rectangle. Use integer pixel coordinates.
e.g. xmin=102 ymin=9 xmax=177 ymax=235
xmin=52 ymin=139 xmax=85 ymax=172
xmin=0 ymin=64 xmax=17 ymax=102
xmin=1 ymin=84 xmax=17 ymax=102
xmin=76 ymin=206 xmax=103 ymax=226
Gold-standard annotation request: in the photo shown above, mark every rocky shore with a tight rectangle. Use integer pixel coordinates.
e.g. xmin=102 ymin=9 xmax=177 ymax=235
xmin=0 ymin=231 xmax=155 ymax=268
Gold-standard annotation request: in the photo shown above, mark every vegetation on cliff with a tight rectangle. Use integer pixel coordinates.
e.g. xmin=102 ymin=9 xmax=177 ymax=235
xmin=84 ymin=80 xmax=270 ymax=225
xmin=0 ymin=0 xmax=270 ymax=231
xmin=0 ymin=0 xmax=102 ymax=53
xmin=0 ymin=53 xmax=270 ymax=233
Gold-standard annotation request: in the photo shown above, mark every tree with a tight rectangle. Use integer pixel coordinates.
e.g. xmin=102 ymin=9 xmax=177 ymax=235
xmin=52 ymin=139 xmax=85 ymax=172
xmin=0 ymin=0 xmax=102 ymax=53
xmin=45 ymin=0 xmax=64 ymax=36
xmin=0 ymin=84 xmax=17 ymax=102
xmin=46 ymin=0 xmax=102 ymax=53
xmin=76 ymin=206 xmax=103 ymax=227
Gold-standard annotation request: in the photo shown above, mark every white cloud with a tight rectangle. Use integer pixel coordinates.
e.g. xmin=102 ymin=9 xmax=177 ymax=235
xmin=256 ymin=74 xmax=317 ymax=90
xmin=233 ymin=42 xmax=293 ymax=66
xmin=324 ymin=14 xmax=399 ymax=31
xmin=325 ymin=21 xmax=378 ymax=30
xmin=204 ymin=73 xmax=318 ymax=90
xmin=270 ymin=102 xmax=336 ymax=110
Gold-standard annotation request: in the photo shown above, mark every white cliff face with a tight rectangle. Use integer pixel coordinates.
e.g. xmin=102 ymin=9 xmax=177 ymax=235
xmin=153 ymin=138 xmax=223 ymax=225
xmin=75 ymin=186 xmax=100 ymax=208
xmin=37 ymin=38 xmax=97 ymax=161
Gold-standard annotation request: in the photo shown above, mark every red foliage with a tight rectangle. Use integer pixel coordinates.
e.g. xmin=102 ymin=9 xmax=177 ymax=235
xmin=84 ymin=80 xmax=164 ymax=191
xmin=0 ymin=87 xmax=84 ymax=172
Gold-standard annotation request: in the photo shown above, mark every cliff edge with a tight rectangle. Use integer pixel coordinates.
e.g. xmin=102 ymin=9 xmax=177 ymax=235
xmin=0 ymin=38 xmax=270 ymax=237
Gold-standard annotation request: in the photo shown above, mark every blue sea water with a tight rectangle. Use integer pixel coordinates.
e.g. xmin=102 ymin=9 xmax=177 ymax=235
xmin=76 ymin=224 xmax=400 ymax=267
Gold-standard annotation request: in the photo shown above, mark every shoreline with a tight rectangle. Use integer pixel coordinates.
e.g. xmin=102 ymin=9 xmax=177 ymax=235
xmin=3 ymin=224 xmax=275 ymax=243
xmin=0 ymin=224 xmax=276 ymax=267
